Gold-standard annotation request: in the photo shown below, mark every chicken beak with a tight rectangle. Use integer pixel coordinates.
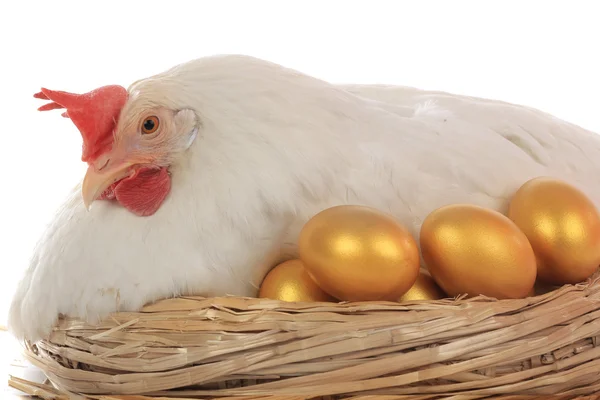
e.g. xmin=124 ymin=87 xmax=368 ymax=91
xmin=82 ymin=161 xmax=134 ymax=210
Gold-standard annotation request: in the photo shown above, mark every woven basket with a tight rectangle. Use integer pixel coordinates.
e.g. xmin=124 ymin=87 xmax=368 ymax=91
xmin=10 ymin=271 xmax=600 ymax=400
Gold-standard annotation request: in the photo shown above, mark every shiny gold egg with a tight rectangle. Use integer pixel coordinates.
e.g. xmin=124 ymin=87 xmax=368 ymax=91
xmin=258 ymin=259 xmax=336 ymax=302
xmin=420 ymin=204 xmax=537 ymax=299
xmin=508 ymin=177 xmax=600 ymax=285
xmin=397 ymin=271 xmax=447 ymax=302
xmin=298 ymin=205 xmax=420 ymax=301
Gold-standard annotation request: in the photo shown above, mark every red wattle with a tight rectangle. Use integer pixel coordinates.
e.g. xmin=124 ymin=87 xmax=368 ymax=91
xmin=98 ymin=167 xmax=171 ymax=216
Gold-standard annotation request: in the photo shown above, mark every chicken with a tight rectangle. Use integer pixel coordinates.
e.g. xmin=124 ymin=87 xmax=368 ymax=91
xmin=8 ymin=54 xmax=600 ymax=343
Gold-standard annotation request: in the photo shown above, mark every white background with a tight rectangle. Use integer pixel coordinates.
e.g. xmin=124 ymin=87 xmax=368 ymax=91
xmin=0 ymin=0 xmax=598 ymax=330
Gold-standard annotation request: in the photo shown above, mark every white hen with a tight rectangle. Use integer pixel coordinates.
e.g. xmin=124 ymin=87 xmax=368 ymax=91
xmin=9 ymin=54 xmax=600 ymax=343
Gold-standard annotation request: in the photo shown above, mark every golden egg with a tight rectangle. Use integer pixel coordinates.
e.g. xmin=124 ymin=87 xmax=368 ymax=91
xmin=258 ymin=259 xmax=336 ymax=302
xmin=396 ymin=271 xmax=447 ymax=302
xmin=298 ymin=205 xmax=420 ymax=301
xmin=420 ymin=204 xmax=537 ymax=299
xmin=508 ymin=177 xmax=600 ymax=285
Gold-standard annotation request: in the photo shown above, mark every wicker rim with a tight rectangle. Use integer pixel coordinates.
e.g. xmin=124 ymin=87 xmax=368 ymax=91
xmin=10 ymin=272 xmax=600 ymax=399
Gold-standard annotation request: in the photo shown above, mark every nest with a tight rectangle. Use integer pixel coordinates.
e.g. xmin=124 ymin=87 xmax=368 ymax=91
xmin=10 ymin=272 xmax=600 ymax=400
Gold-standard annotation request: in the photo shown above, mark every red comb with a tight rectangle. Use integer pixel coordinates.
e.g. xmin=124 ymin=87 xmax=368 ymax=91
xmin=34 ymin=85 xmax=128 ymax=163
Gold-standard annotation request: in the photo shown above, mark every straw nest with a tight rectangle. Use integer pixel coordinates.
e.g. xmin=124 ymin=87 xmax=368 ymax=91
xmin=11 ymin=271 xmax=600 ymax=400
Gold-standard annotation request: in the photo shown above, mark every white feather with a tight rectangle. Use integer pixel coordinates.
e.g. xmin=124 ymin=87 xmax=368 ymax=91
xmin=9 ymin=55 xmax=600 ymax=342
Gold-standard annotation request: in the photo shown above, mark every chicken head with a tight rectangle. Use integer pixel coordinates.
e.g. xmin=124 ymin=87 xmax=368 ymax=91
xmin=35 ymin=85 xmax=198 ymax=216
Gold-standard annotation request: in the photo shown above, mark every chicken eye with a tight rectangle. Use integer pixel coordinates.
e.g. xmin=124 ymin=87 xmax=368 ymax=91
xmin=141 ymin=116 xmax=159 ymax=134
